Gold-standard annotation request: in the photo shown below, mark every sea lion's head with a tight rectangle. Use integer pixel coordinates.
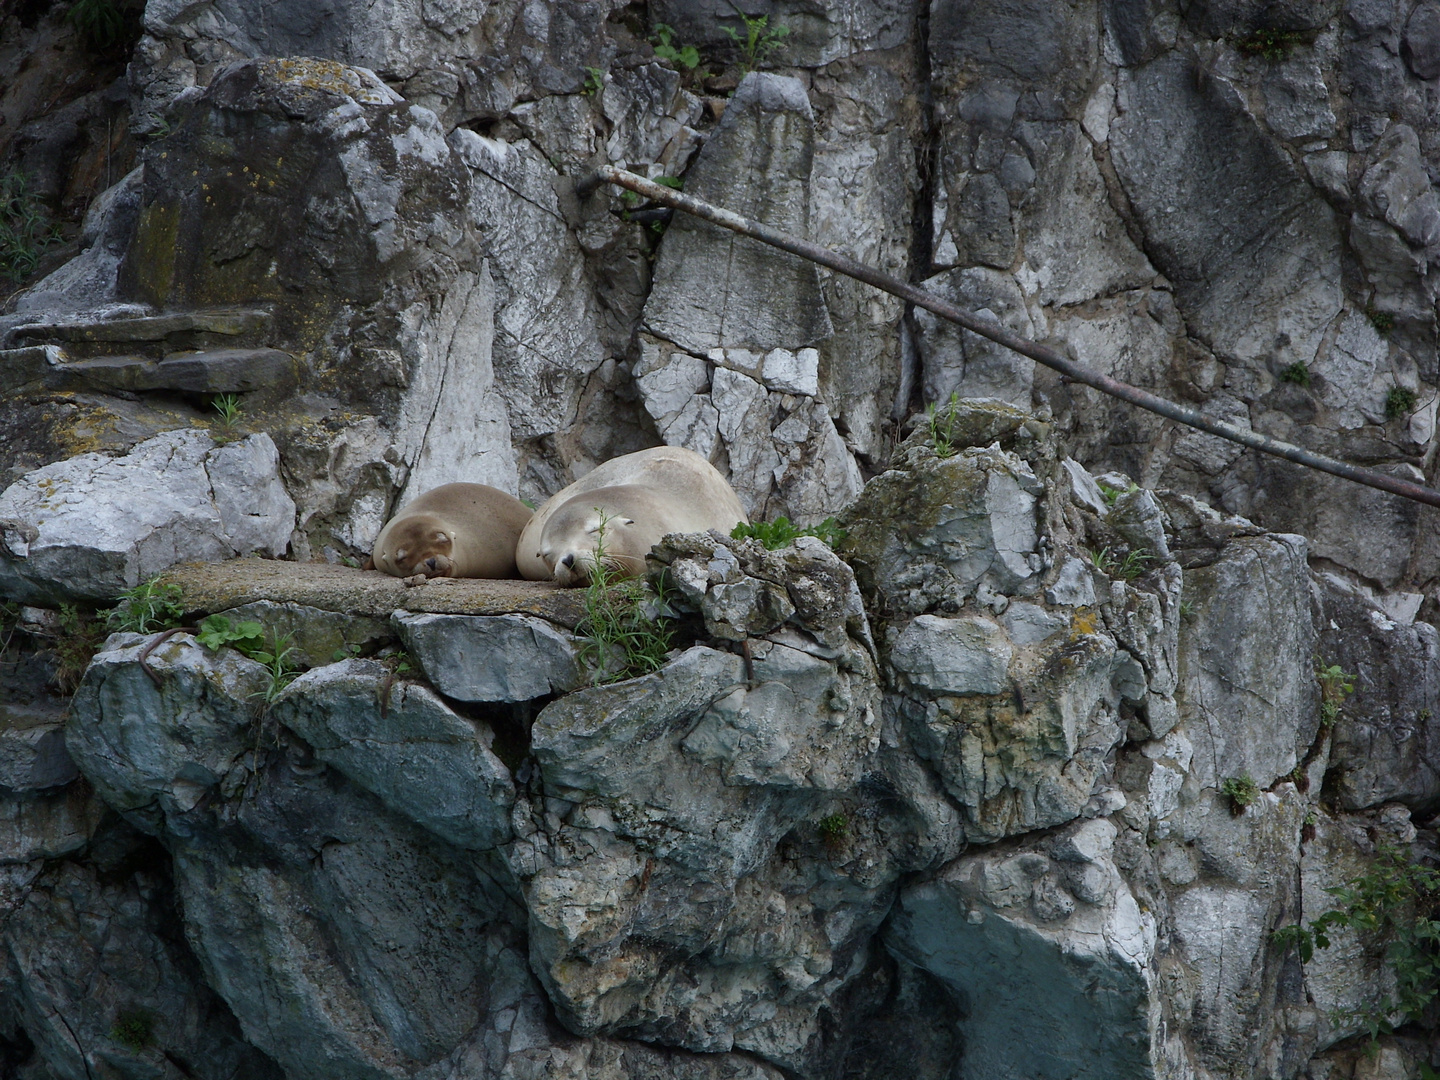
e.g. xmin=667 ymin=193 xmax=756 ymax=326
xmin=373 ymin=514 xmax=457 ymax=578
xmin=540 ymin=487 xmax=655 ymax=587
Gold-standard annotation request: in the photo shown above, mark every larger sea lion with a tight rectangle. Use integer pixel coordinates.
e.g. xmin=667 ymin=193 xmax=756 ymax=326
xmin=517 ymin=446 xmax=747 ymax=585
xmin=369 ymin=483 xmax=531 ymax=580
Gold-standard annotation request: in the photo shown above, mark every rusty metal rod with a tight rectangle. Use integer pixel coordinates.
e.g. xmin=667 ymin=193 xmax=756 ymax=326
xmin=581 ymin=164 xmax=1440 ymax=511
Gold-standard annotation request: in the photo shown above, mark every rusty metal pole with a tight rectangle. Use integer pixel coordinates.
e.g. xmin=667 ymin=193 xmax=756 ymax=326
xmin=581 ymin=164 xmax=1440 ymax=511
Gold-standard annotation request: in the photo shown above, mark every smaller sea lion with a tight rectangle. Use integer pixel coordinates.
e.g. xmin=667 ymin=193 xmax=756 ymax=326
xmin=369 ymin=483 xmax=531 ymax=580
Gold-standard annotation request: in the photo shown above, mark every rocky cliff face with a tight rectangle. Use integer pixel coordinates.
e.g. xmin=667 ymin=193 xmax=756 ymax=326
xmin=3 ymin=0 xmax=1440 ymax=1077
xmin=0 ymin=402 xmax=1435 ymax=1079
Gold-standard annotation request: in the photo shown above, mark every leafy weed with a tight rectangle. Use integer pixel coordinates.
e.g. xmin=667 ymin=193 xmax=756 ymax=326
xmin=106 ymin=578 xmax=186 ymax=635
xmin=575 ymin=513 xmax=676 ymax=685
xmin=0 ymin=171 xmax=61 ymax=283
xmin=731 ymin=516 xmax=846 ymax=550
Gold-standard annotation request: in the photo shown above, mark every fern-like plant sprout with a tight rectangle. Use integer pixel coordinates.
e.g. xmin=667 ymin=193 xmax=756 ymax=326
xmin=925 ymin=392 xmax=962 ymax=458
xmin=1220 ymin=774 xmax=1260 ymax=815
xmin=1387 ymin=387 xmax=1418 ymax=420
xmin=67 ymin=0 xmax=129 ymax=49
xmin=1279 ymin=362 xmax=1311 ymax=387
xmin=1317 ymin=662 xmax=1355 ymax=727
xmin=721 ymin=5 xmax=789 ymax=73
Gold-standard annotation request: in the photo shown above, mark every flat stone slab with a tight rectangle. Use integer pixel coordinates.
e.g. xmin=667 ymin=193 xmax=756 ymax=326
xmin=158 ymin=557 xmax=588 ymax=627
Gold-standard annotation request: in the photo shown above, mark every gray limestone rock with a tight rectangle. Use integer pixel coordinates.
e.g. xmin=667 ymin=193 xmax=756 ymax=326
xmin=1403 ymin=1 xmax=1440 ymax=80
xmin=513 ymin=533 xmax=893 ymax=1068
xmin=644 ymin=73 xmax=832 ymax=357
xmin=393 ymin=611 xmax=579 ymax=701
xmin=1110 ymin=54 xmax=1343 ymax=371
xmin=213 ymin=600 xmax=393 ymax=670
xmin=519 ymin=640 xmax=891 ymax=1066
xmin=452 ymin=130 xmax=605 ymax=451
xmin=841 ymin=434 xmax=1045 ymax=614
xmin=8 ymin=167 xmax=144 ymax=317
xmin=1262 ymin=56 xmax=1338 ymax=141
xmin=0 ymin=429 xmax=294 ymax=605
xmin=896 ymin=617 xmax=1125 ymax=843
xmin=888 ymin=614 xmax=1012 ymax=697
xmin=914 ymin=268 xmax=1036 ymax=408
xmin=1359 ymin=124 xmax=1440 ymax=250
xmin=1176 ymin=533 xmax=1317 ymax=791
xmin=1319 ymin=580 xmax=1440 ymax=813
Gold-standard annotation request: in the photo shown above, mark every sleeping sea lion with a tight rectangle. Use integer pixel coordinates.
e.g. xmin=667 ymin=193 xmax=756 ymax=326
xmin=518 ymin=447 xmax=747 ymax=585
xmin=369 ymin=483 xmax=531 ymax=580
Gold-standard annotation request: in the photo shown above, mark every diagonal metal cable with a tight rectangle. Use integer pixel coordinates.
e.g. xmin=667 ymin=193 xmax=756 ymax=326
xmin=580 ymin=165 xmax=1440 ymax=511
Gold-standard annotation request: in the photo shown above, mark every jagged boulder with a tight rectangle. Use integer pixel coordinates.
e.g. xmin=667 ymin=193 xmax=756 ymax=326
xmin=887 ymin=818 xmax=1159 ymax=1080
xmin=0 ymin=429 xmax=294 ymax=604
xmin=512 ymin=533 xmax=907 ymax=1070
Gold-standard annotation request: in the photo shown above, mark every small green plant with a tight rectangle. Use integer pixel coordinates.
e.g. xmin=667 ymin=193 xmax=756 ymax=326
xmin=575 ymin=513 xmax=676 ymax=685
xmin=1096 ymin=480 xmax=1137 ymax=507
xmin=1279 ymin=362 xmax=1311 ymax=387
xmin=68 ymin=0 xmax=129 ymax=49
xmin=818 ymin=813 xmax=850 ymax=856
xmin=332 ymin=642 xmax=364 ymax=662
xmin=1220 ymin=774 xmax=1260 ymax=815
xmin=196 ymin=614 xmax=267 ymax=656
xmin=1118 ymin=549 xmax=1154 ymax=581
xmin=731 ymin=516 xmax=846 ymax=550
xmin=1087 ymin=546 xmax=1118 ymax=575
xmin=110 ymin=1009 xmax=154 ymax=1051
xmin=0 ymin=171 xmax=61 ymax=283
xmin=53 ymin=604 xmax=106 ymax=694
xmin=210 ymin=393 xmax=243 ymax=434
xmin=1368 ymin=306 xmax=1396 ymax=336
xmin=105 ymin=578 xmax=186 ymax=635
xmin=653 ymin=176 xmax=684 ymax=190
xmin=720 ymin=5 xmax=790 ymax=74
xmin=1387 ymin=387 xmax=1418 ymax=420
xmin=251 ymin=630 xmax=299 ymax=705
xmin=1318 ymin=662 xmax=1355 ymax=727
xmin=582 ymin=66 xmax=605 ymax=96
xmin=0 ymin=600 xmax=19 ymax=659
xmin=195 ymin=614 xmax=299 ymax=702
xmin=651 ymin=23 xmax=702 ymax=70
xmin=1179 ymin=598 xmax=1196 ymax=618
xmin=1273 ymin=845 xmax=1440 ymax=1038
xmin=1234 ymin=26 xmax=1304 ymax=60
xmin=926 ymin=392 xmax=962 ymax=458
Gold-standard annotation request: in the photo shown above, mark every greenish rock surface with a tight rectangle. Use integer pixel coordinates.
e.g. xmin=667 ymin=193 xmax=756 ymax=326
xmin=393 ymin=611 xmax=579 ymax=702
xmin=272 ymin=659 xmax=516 ymax=851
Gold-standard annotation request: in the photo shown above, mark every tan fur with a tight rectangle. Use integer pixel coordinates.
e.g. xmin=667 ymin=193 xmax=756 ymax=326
xmin=518 ymin=447 xmax=748 ymax=585
xmin=370 ymin=483 xmax=532 ymax=580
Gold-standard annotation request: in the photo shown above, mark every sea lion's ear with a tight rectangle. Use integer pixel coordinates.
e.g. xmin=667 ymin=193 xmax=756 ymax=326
xmin=394 ymin=548 xmax=408 ymax=562
xmin=622 ymin=518 xmax=636 ymax=526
